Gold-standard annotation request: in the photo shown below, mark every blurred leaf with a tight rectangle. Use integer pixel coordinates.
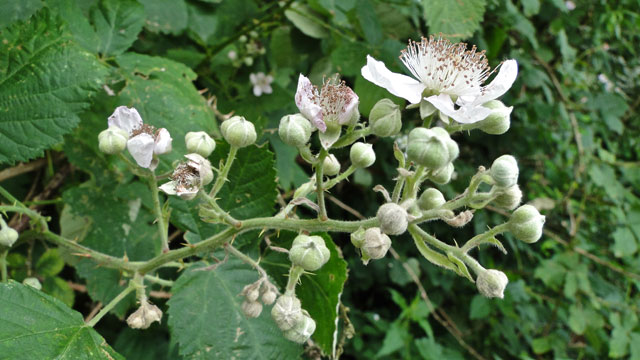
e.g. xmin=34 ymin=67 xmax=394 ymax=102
xmin=421 ymin=0 xmax=486 ymax=40
xmin=0 ymin=281 xmax=123 ymax=359
xmin=42 ymin=276 xmax=75 ymax=308
xmin=469 ymin=295 xmax=490 ymax=319
xmin=611 ymin=227 xmax=637 ymax=258
xmin=355 ymin=0 xmax=382 ymax=44
xmin=114 ymin=327 xmax=178 ymax=360
xmin=532 ymin=336 xmax=551 ymax=354
xmin=138 ymin=0 xmax=188 ymax=34
xmin=0 ymin=0 xmax=42 ymax=28
xmin=568 ymin=304 xmax=587 ymax=335
xmin=376 ymin=321 xmax=408 ymax=357
xmin=521 ymin=0 xmax=540 ymax=16
xmin=36 ymin=249 xmax=65 ymax=277
xmin=270 ymin=134 xmax=309 ymax=191
xmin=285 ymin=3 xmax=327 ymax=39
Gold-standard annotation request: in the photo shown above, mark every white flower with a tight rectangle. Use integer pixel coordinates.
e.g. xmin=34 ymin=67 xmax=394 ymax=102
xmin=361 ymin=36 xmax=518 ymax=124
xmin=565 ymin=1 xmax=576 ymax=11
xmin=107 ymin=106 xmax=172 ymax=170
xmin=159 ymin=153 xmax=213 ymax=200
xmin=249 ymin=72 xmax=273 ymax=97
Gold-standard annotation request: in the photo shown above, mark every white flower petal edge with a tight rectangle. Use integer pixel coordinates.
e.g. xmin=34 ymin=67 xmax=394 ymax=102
xmin=336 ymin=87 xmax=359 ymax=125
xmin=425 ymin=94 xmax=493 ymax=124
xmin=361 ymin=55 xmax=425 ymax=104
xmin=127 ymin=133 xmax=155 ymax=168
xmin=295 ymin=74 xmax=325 ymax=132
xmin=154 ymin=128 xmax=173 ymax=155
xmin=462 ymin=59 xmax=519 ymax=107
xmin=159 ymin=181 xmax=178 ymax=195
xmin=108 ymin=106 xmax=143 ymax=134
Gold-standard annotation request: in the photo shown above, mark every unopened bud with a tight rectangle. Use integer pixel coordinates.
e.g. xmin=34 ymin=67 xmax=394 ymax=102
xmin=0 ymin=226 xmax=19 ymax=247
xmin=185 ymin=131 xmax=216 ymax=158
xmin=241 ymin=283 xmax=261 ymax=302
xmin=407 ymin=127 xmax=458 ymax=170
xmin=476 ymin=100 xmax=512 ymax=135
xmin=360 ymin=227 xmax=391 ymax=264
xmin=509 ymin=204 xmax=545 ymax=243
xmin=493 ymin=185 xmax=522 ymax=210
xmin=98 ymin=126 xmax=128 ymax=154
xmin=272 ymin=295 xmax=303 ymax=331
xmin=350 ymin=143 xmax=376 ymax=168
xmin=369 ymin=99 xmax=402 ymax=137
xmin=242 ymin=300 xmax=263 ymax=318
xmin=279 ymin=114 xmax=312 ymax=147
xmin=322 ymin=155 xmax=341 ymax=176
xmin=261 ymin=288 xmax=277 ymax=305
xmin=221 ymin=116 xmax=257 ymax=148
xmin=23 ymin=277 xmax=42 ymax=290
xmin=476 ymin=269 xmax=508 ymax=299
xmin=350 ymin=227 xmax=366 ymax=248
xmin=418 ymin=188 xmax=446 ymax=210
xmin=376 ymin=203 xmax=408 ymax=235
xmin=283 ymin=313 xmax=316 ymax=343
xmin=289 ymin=235 xmax=331 ymax=271
xmin=490 ymin=155 xmax=519 ymax=188
xmin=430 ymin=162 xmax=454 ymax=185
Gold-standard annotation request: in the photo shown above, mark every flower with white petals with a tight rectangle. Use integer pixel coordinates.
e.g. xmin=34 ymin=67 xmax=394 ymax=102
xmin=250 ymin=72 xmax=274 ymax=97
xmin=361 ymin=36 xmax=518 ymax=124
xmin=107 ymin=106 xmax=172 ymax=170
xmin=159 ymin=153 xmax=213 ymax=200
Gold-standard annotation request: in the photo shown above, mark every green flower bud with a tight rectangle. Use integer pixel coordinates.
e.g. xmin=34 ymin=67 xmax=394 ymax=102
xmin=272 ymin=295 xmax=303 ymax=331
xmin=476 ymin=269 xmax=508 ymax=299
xmin=360 ymin=227 xmax=391 ymax=264
xmin=418 ymin=188 xmax=446 ymax=210
xmin=0 ymin=226 xmax=18 ymax=247
xmin=493 ymin=185 xmax=522 ymax=210
xmin=322 ymin=155 xmax=341 ymax=176
xmin=350 ymin=227 xmax=366 ymax=248
xmin=369 ymin=98 xmax=402 ymax=137
xmin=221 ymin=116 xmax=257 ymax=148
xmin=242 ymin=300 xmax=263 ymax=318
xmin=23 ymin=277 xmax=42 ymax=290
xmin=98 ymin=126 xmax=129 ymax=154
xmin=185 ymin=131 xmax=216 ymax=158
xmin=407 ymin=127 xmax=458 ymax=170
xmin=476 ymin=100 xmax=512 ymax=135
xmin=490 ymin=155 xmax=519 ymax=188
xmin=279 ymin=114 xmax=312 ymax=147
xmin=289 ymin=235 xmax=331 ymax=271
xmin=283 ymin=313 xmax=316 ymax=344
xmin=350 ymin=142 xmax=376 ymax=168
xmin=508 ymin=204 xmax=545 ymax=243
xmin=430 ymin=162 xmax=454 ymax=185
xmin=376 ymin=203 xmax=408 ymax=235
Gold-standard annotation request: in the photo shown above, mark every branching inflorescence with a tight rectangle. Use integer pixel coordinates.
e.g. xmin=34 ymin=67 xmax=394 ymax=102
xmin=0 ymin=36 xmax=545 ymax=346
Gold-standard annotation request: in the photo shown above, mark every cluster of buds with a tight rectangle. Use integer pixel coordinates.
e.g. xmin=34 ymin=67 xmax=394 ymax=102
xmin=271 ymin=294 xmax=316 ymax=344
xmin=127 ymin=298 xmax=163 ymax=329
xmin=240 ymin=278 xmax=279 ymax=318
xmin=228 ymin=31 xmax=265 ymax=68
xmin=407 ymin=127 xmax=459 ymax=185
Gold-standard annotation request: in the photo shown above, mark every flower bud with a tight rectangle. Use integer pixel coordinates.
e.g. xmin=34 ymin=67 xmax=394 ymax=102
xmin=360 ymin=227 xmax=391 ymax=264
xmin=283 ymin=313 xmax=316 ymax=344
xmin=418 ymin=188 xmax=446 ymax=210
xmin=476 ymin=100 xmax=512 ymax=135
xmin=369 ymin=98 xmax=401 ymax=137
xmin=242 ymin=300 xmax=263 ymax=318
xmin=322 ymin=155 xmax=341 ymax=176
xmin=127 ymin=301 xmax=163 ymax=329
xmin=289 ymin=235 xmax=331 ymax=271
xmin=23 ymin=277 xmax=42 ymax=290
xmin=508 ymin=204 xmax=545 ymax=243
xmin=221 ymin=116 xmax=257 ymax=148
xmin=279 ymin=114 xmax=313 ymax=147
xmin=407 ymin=127 xmax=458 ymax=170
xmin=0 ymin=226 xmax=19 ymax=247
xmin=350 ymin=227 xmax=366 ymax=248
xmin=261 ymin=289 xmax=277 ymax=305
xmin=272 ymin=295 xmax=303 ymax=331
xmin=476 ymin=269 xmax=508 ymax=299
xmin=490 ymin=155 xmax=519 ymax=188
xmin=241 ymin=282 xmax=261 ymax=302
xmin=430 ymin=162 xmax=454 ymax=185
xmin=185 ymin=131 xmax=216 ymax=158
xmin=376 ymin=203 xmax=408 ymax=235
xmin=98 ymin=126 xmax=129 ymax=154
xmin=350 ymin=143 xmax=376 ymax=168
xmin=493 ymin=185 xmax=522 ymax=210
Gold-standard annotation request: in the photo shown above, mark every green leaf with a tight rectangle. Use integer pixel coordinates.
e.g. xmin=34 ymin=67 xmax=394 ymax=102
xmin=35 ymin=248 xmax=65 ymax=277
xmin=376 ymin=321 xmax=408 ymax=357
xmin=532 ymin=336 xmax=551 ymax=354
xmin=90 ymin=0 xmax=145 ymax=56
xmin=0 ymin=281 xmax=124 ymax=360
xmin=0 ymin=8 xmax=107 ymax=164
xmin=610 ymin=326 xmax=630 ymax=358
xmin=285 ymin=3 xmax=327 ymax=39
xmin=355 ymin=0 xmax=382 ymax=44
xmin=42 ymin=276 xmax=75 ymax=308
xmin=568 ymin=304 xmax=587 ymax=335
xmin=138 ymin=0 xmax=188 ymax=34
xmin=421 ymin=0 xmax=486 ymax=40
xmin=186 ymin=2 xmax=218 ymax=43
xmin=612 ymin=227 xmax=638 ymax=258
xmin=113 ymin=327 xmax=178 ymax=360
xmin=630 ymin=332 xmax=640 ymax=360
xmin=0 ymin=0 xmax=42 ymax=29
xmin=270 ymin=134 xmax=309 ymax=191
xmin=167 ymin=260 xmax=303 ymax=359
xmin=469 ymin=295 xmax=490 ymax=319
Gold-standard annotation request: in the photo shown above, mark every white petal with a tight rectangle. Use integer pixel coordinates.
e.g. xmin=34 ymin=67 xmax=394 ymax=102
xmin=295 ymin=74 xmax=325 ymax=132
xmin=154 ymin=128 xmax=172 ymax=155
xmin=108 ymin=106 xmax=143 ymax=134
xmin=361 ymin=55 xmax=425 ymax=104
xmin=253 ymin=85 xmax=262 ymax=97
xmin=177 ymin=188 xmax=199 ymax=200
xmin=337 ymin=87 xmax=359 ymax=125
xmin=262 ymin=85 xmax=273 ymax=94
xmin=425 ymin=94 xmax=492 ymax=124
xmin=159 ymin=181 xmax=178 ymax=195
xmin=265 ymin=75 xmax=274 ymax=83
xmin=127 ymin=134 xmax=155 ymax=168
xmin=249 ymin=73 xmax=257 ymax=84
xmin=471 ymin=59 xmax=518 ymax=105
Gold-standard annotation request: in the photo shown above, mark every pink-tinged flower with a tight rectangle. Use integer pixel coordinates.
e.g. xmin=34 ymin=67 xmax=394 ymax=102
xmin=361 ymin=36 xmax=518 ymax=124
xmin=159 ymin=153 xmax=213 ymax=200
xmin=108 ymin=106 xmax=172 ymax=170
xmin=250 ymin=72 xmax=274 ymax=97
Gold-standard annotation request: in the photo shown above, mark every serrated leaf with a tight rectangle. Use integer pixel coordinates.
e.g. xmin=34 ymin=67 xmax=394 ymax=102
xmin=421 ymin=0 xmax=486 ymax=40
xmin=0 ymin=8 xmax=107 ymax=164
xmin=35 ymin=248 xmax=65 ymax=277
xmin=285 ymin=3 xmax=327 ymax=39
xmin=0 ymin=0 xmax=42 ymax=29
xmin=138 ymin=0 xmax=188 ymax=34
xmin=90 ymin=0 xmax=145 ymax=56
xmin=0 ymin=281 xmax=124 ymax=360
xmin=167 ymin=260 xmax=303 ymax=359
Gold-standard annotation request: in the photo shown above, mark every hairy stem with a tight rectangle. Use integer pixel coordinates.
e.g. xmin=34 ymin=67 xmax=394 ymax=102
xmin=210 ymin=146 xmax=238 ymax=198
xmin=323 ymin=165 xmax=357 ymax=190
xmin=285 ymin=265 xmax=304 ymax=295
xmin=461 ymin=223 xmax=509 ymax=253
xmin=148 ymin=175 xmax=169 ymax=253
xmin=315 ymin=149 xmax=328 ymax=221
xmin=86 ymin=283 xmax=136 ymax=327
xmin=226 ymin=243 xmax=267 ymax=278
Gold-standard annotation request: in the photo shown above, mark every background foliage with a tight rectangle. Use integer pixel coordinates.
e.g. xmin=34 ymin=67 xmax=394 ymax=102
xmin=0 ymin=0 xmax=639 ymax=359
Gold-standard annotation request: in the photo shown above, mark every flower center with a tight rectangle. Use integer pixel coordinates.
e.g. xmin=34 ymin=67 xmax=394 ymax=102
xmin=318 ymin=77 xmax=355 ymax=121
xmin=130 ymin=123 xmax=158 ymax=138
xmin=171 ymin=164 xmax=199 ymax=192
